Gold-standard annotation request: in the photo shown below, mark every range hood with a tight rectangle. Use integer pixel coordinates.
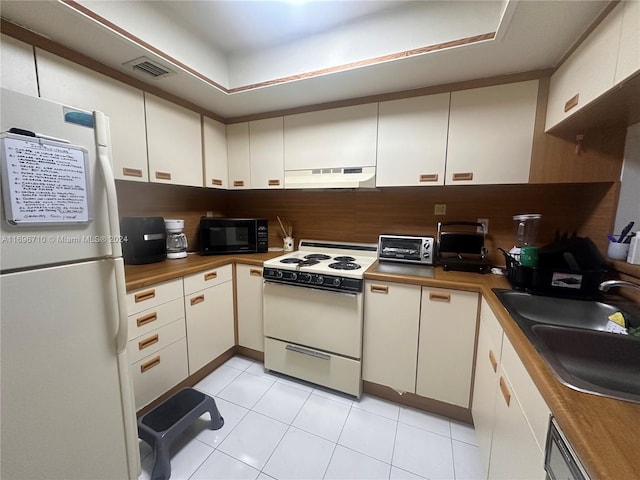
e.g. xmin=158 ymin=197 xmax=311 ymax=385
xmin=284 ymin=167 xmax=376 ymax=189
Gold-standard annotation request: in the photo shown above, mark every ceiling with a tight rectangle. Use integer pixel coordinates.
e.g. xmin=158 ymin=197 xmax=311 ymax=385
xmin=1 ymin=0 xmax=609 ymax=119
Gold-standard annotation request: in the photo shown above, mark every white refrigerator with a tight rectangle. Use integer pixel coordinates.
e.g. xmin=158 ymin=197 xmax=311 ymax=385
xmin=0 ymin=88 xmax=139 ymax=479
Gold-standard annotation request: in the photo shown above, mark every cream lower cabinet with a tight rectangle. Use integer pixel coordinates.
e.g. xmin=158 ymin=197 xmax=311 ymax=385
xmin=363 ymin=282 xmax=478 ymax=407
xmin=235 ymin=264 xmax=265 ymax=352
xmin=1 ymin=34 xmax=38 ymax=97
xmin=363 ymin=281 xmax=421 ymax=392
xmin=416 ymin=288 xmax=479 ymax=407
xmin=184 ymin=265 xmax=235 ymax=373
xmin=473 ymin=298 xmax=551 ymax=480
xmin=126 ymin=279 xmax=188 ymax=410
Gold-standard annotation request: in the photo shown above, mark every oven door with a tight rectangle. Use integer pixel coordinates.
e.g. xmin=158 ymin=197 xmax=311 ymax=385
xmin=263 ymin=282 xmax=363 ymax=358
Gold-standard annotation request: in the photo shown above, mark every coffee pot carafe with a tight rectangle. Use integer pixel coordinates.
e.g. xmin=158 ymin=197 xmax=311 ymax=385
xmin=165 ymin=219 xmax=188 ymax=259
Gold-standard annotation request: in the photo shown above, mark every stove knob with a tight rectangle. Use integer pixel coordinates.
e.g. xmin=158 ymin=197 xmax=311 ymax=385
xmin=290 ymin=272 xmax=298 ymax=281
xmin=332 ymin=278 xmax=341 ymax=287
xmin=276 ymin=270 xmax=284 ymax=279
xmin=316 ymin=275 xmax=325 ymax=285
xmin=300 ymin=273 xmax=311 ymax=283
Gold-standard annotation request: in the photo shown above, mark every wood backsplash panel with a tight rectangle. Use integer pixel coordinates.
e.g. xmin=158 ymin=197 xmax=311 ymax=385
xmin=115 ymin=180 xmax=228 ymax=251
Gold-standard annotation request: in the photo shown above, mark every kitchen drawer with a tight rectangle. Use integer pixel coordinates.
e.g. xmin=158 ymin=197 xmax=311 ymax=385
xmin=127 ymin=317 xmax=186 ymax=364
xmin=264 ymin=337 xmax=362 ymax=397
xmin=126 ymin=278 xmax=184 ymax=315
xmin=183 ymin=264 xmax=232 ymax=295
xmin=130 ymin=338 xmax=189 ymax=410
xmin=127 ymin=297 xmax=184 ymax=341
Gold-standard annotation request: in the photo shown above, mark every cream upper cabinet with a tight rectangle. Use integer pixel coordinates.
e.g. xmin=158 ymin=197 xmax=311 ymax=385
xmin=376 ymin=93 xmax=450 ymax=187
xmin=615 ymin=0 xmax=640 ymax=85
xmin=1 ymin=34 xmax=38 ymax=97
xmin=227 ymin=122 xmax=251 ymax=189
xmin=416 ymin=287 xmax=479 ymax=407
xmin=546 ymin=4 xmax=624 ymax=130
xmin=235 ymin=264 xmax=265 ymax=352
xmin=446 ymin=80 xmax=538 ymax=185
xmin=250 ymin=117 xmax=284 ymax=189
xmin=362 ymin=281 xmax=421 ymax=393
xmin=36 ymin=49 xmax=149 ymax=182
xmin=145 ymin=93 xmax=203 ymax=187
xmin=203 ymin=116 xmax=228 ymax=189
xmin=284 ymin=103 xmax=378 ymax=171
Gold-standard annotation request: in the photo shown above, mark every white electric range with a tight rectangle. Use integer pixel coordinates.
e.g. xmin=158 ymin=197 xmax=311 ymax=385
xmin=262 ymin=239 xmax=378 ymax=397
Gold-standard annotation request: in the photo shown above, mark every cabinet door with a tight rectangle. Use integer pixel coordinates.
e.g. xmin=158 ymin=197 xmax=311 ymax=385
xmin=545 ymin=4 xmax=623 ymax=130
xmin=446 ymin=81 xmax=538 ymax=185
xmin=184 ymin=280 xmax=234 ymax=374
xmin=227 ymin=122 xmax=251 ymax=189
xmin=145 ymin=93 xmax=203 ymax=187
xmin=284 ymin=103 xmax=378 ymax=171
xmin=236 ymin=264 xmax=265 ymax=351
xmin=488 ymin=369 xmax=547 ymax=480
xmin=615 ymin=0 xmax=640 ymax=85
xmin=203 ymin=116 xmax=228 ymax=189
xmin=250 ymin=117 xmax=284 ymax=189
xmin=471 ymin=300 xmax=504 ymax=479
xmin=416 ymin=288 xmax=479 ymax=407
xmin=1 ymin=34 xmax=38 ymax=97
xmin=376 ymin=93 xmax=449 ymax=187
xmin=36 ymin=49 xmax=149 ymax=182
xmin=363 ymin=281 xmax=421 ymax=393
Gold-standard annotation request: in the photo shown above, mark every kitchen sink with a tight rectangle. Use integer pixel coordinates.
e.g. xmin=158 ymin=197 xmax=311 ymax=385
xmin=493 ymin=289 xmax=640 ymax=403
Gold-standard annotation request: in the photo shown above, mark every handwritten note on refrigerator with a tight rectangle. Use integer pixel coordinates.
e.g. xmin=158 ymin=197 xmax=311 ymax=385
xmin=1 ymin=134 xmax=91 ymax=225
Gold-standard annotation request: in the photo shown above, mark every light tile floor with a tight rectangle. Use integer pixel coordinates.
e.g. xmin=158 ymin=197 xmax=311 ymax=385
xmin=138 ymin=356 xmax=484 ymax=480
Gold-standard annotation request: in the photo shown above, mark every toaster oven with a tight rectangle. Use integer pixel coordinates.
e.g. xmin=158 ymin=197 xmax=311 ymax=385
xmin=378 ymin=234 xmax=435 ymax=265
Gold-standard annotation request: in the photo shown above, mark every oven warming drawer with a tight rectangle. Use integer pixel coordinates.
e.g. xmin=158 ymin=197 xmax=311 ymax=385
xmin=264 ymin=338 xmax=362 ymax=397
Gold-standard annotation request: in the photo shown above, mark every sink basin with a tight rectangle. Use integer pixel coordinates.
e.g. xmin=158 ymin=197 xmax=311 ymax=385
xmin=531 ymin=324 xmax=640 ymax=403
xmin=493 ymin=289 xmax=640 ymax=403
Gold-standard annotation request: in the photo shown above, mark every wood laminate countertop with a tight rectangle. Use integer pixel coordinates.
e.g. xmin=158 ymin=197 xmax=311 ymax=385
xmin=125 ymin=255 xmax=640 ymax=479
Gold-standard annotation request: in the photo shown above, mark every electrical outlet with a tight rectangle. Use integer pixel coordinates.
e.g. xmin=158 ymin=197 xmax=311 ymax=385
xmin=434 ymin=204 xmax=447 ymax=215
xmin=477 ymin=218 xmax=489 ymax=234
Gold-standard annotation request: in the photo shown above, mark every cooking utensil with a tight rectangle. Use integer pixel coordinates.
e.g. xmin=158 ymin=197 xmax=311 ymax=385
xmin=618 ymin=221 xmax=634 ymax=243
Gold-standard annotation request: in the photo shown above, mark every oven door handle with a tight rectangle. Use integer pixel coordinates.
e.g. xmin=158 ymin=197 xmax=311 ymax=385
xmin=285 ymin=344 xmax=331 ymax=361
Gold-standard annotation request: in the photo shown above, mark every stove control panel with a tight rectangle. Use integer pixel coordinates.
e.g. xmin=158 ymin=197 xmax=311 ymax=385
xmin=263 ymin=267 xmax=363 ymax=293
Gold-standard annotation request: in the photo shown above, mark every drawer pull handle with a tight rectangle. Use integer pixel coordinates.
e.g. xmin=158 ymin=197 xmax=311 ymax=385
xmin=155 ymin=171 xmax=172 ymax=180
xmin=452 ymin=172 xmax=473 ymax=181
xmin=489 ymin=350 xmax=497 ymax=373
xmin=499 ymin=376 xmax=511 ymax=407
xmin=250 ymin=268 xmax=262 ymax=276
xmin=135 ymin=289 xmax=156 ymax=303
xmin=564 ymin=94 xmax=579 ymax=112
xmin=419 ymin=174 xmax=438 ymax=182
xmin=370 ymin=284 xmax=389 ymax=294
xmin=204 ymin=271 xmax=217 ymax=281
xmin=268 ymin=179 xmax=281 ymax=186
xmin=136 ymin=312 xmax=158 ymax=327
xmin=190 ymin=294 xmax=205 ymax=306
xmin=138 ymin=334 xmax=159 ymax=351
xmin=140 ymin=356 xmax=160 ymax=373
xmin=211 ymin=178 xmax=223 ymax=186
xmin=122 ymin=167 xmax=143 ymax=178
xmin=429 ymin=292 xmax=451 ymax=302
xmin=285 ymin=344 xmax=330 ymax=361
xmin=233 ymin=180 xmax=245 ymax=187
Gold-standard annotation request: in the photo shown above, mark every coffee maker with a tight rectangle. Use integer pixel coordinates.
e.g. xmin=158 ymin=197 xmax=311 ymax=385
xmin=165 ymin=219 xmax=188 ymax=259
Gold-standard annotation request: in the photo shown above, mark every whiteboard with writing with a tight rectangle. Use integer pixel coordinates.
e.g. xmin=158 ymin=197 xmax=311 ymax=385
xmin=1 ymin=133 xmax=92 ymax=225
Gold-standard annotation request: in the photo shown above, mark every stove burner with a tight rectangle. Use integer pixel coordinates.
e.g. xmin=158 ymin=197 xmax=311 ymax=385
xmin=333 ymin=256 xmax=356 ymax=262
xmin=298 ymin=259 xmax=320 ymax=267
xmin=304 ymin=254 xmax=331 ymax=261
xmin=328 ymin=262 xmax=361 ymax=270
xmin=280 ymin=258 xmax=303 ymax=264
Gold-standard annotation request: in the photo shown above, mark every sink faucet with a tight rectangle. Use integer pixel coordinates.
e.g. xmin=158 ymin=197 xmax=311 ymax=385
xmin=598 ymin=280 xmax=640 ymax=292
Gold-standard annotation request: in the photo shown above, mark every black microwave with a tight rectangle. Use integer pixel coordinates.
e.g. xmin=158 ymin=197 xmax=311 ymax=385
xmin=199 ymin=218 xmax=268 ymax=255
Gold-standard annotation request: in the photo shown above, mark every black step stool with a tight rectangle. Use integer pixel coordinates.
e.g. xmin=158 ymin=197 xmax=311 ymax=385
xmin=137 ymin=388 xmax=224 ymax=480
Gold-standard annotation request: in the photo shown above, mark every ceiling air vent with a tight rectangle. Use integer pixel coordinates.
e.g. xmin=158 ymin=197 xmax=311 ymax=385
xmin=123 ymin=56 xmax=175 ymax=79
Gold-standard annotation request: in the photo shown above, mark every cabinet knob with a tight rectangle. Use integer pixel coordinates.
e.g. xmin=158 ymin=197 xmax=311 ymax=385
xmin=564 ymin=94 xmax=579 ymax=113
xmin=489 ymin=349 xmax=498 ymax=373
xmin=452 ymin=172 xmax=473 ymax=181
xmin=123 ymin=168 xmax=143 ymax=178
xmin=419 ymin=174 xmax=438 ymax=182
xmin=370 ymin=284 xmax=389 ymax=294
xmin=250 ymin=268 xmax=262 ymax=277
xmin=138 ymin=334 xmax=159 ymax=351
xmin=499 ymin=376 xmax=511 ymax=407
xmin=190 ymin=294 xmax=205 ymax=306
xmin=204 ymin=271 xmax=218 ymax=281
xmin=233 ymin=180 xmax=245 ymax=187
xmin=134 ymin=289 xmax=156 ymax=303
xmin=211 ymin=178 xmax=223 ymax=186
xmin=429 ymin=292 xmax=451 ymax=302
xmin=136 ymin=312 xmax=158 ymax=327
xmin=155 ymin=171 xmax=172 ymax=180
xmin=140 ymin=356 xmax=161 ymax=373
